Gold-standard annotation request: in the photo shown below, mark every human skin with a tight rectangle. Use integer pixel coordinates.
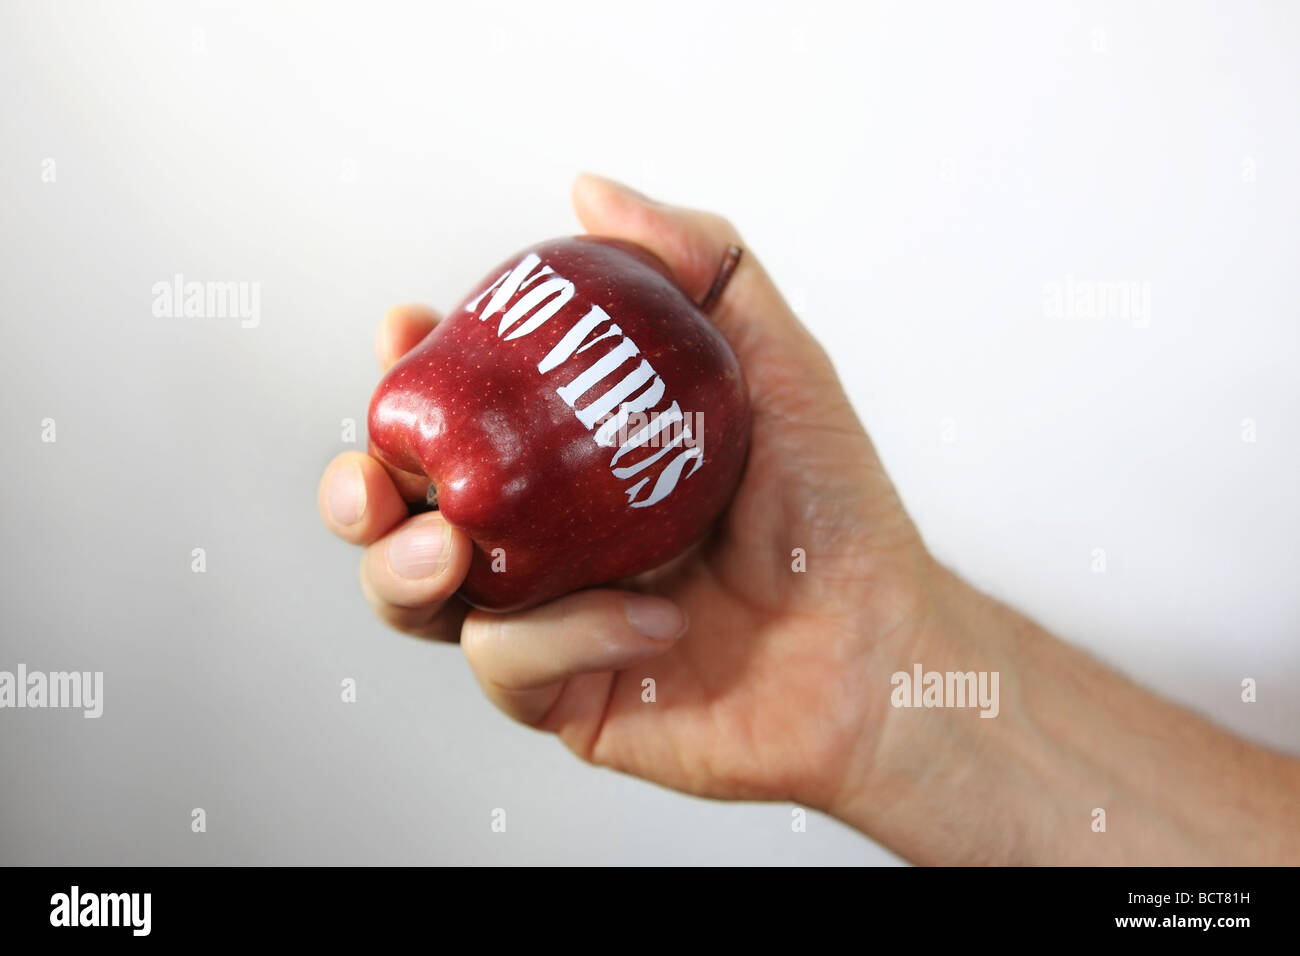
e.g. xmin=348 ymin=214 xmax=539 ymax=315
xmin=318 ymin=173 xmax=1300 ymax=864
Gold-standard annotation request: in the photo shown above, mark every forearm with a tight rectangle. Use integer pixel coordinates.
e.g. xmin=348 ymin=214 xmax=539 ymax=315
xmin=836 ymin=568 xmax=1300 ymax=864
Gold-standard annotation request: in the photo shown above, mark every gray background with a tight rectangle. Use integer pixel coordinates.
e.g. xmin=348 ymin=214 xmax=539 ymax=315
xmin=1 ymin=0 xmax=1296 ymax=865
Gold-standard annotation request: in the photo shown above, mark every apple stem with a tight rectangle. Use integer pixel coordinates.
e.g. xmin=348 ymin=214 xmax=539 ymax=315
xmin=425 ymin=482 xmax=438 ymax=510
xmin=699 ymin=244 xmax=744 ymax=313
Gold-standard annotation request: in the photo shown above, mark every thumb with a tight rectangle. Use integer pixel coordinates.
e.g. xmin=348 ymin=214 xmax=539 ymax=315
xmin=571 ymin=172 xmax=853 ymax=431
xmin=571 ymin=173 xmax=820 ymax=371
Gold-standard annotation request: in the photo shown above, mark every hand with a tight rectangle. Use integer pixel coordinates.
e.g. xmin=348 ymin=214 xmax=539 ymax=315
xmin=318 ymin=173 xmax=934 ymax=814
xmin=320 ymin=174 xmax=1300 ymax=864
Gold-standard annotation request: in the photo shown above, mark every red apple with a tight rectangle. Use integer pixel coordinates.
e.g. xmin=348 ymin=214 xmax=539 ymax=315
xmin=367 ymin=236 xmax=750 ymax=611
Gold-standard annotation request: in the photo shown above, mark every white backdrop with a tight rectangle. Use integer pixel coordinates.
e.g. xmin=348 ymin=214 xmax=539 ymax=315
xmin=1 ymin=0 xmax=1296 ymax=865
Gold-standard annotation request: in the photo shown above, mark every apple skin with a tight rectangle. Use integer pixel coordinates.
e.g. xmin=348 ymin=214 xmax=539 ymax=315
xmin=367 ymin=236 xmax=750 ymax=612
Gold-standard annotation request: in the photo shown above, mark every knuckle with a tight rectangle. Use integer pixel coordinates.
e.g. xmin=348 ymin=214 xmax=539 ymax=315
xmin=699 ymin=211 xmax=741 ymax=243
xmin=459 ymin=610 xmax=502 ymax=671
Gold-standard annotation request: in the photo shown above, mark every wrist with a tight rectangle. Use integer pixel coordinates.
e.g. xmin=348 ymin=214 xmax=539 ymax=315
xmin=826 ymin=564 xmax=1040 ymax=861
xmin=829 ymin=563 xmax=1300 ymax=864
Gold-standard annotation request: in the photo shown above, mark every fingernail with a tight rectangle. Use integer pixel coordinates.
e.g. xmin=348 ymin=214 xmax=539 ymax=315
xmin=624 ymin=594 xmax=686 ymax=641
xmin=387 ymin=516 xmax=450 ymax=579
xmin=328 ymin=462 xmax=366 ymax=526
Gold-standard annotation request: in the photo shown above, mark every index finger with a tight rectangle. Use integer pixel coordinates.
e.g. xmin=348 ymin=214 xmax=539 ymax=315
xmin=376 ymin=303 xmax=441 ymax=370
